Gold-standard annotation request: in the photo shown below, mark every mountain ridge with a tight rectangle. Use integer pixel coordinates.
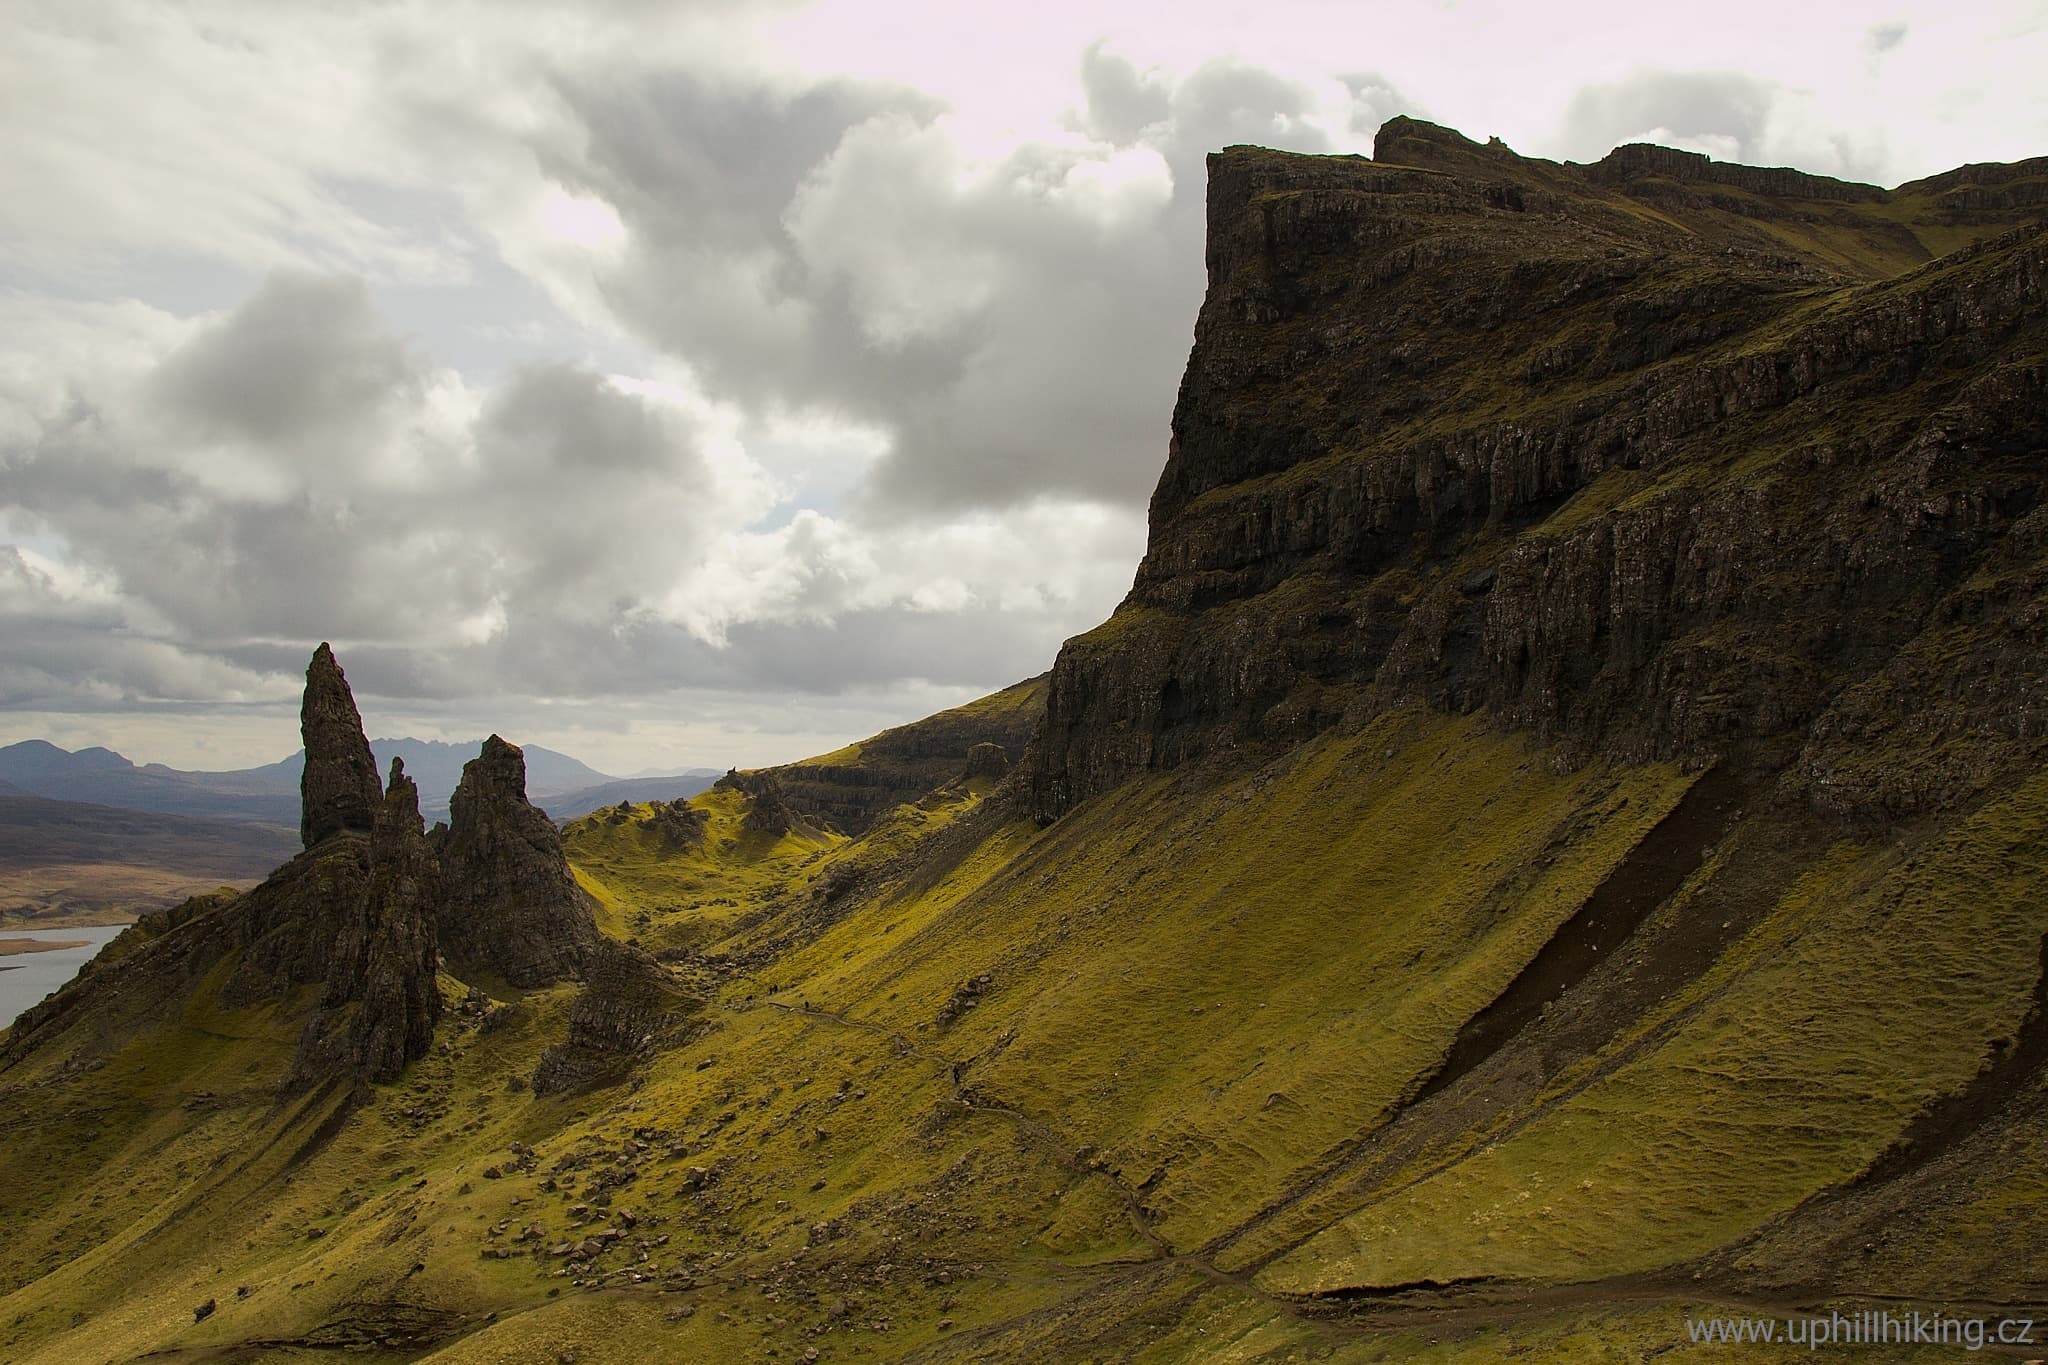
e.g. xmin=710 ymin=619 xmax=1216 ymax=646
xmin=0 ymin=736 xmax=687 ymax=825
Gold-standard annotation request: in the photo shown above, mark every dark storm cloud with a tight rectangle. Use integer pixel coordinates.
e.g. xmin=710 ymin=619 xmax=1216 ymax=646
xmin=539 ymin=56 xmax=1332 ymax=516
xmin=1078 ymin=44 xmax=1172 ymax=145
xmin=1555 ymin=69 xmax=1775 ymax=163
xmin=541 ymin=69 xmax=963 ymax=421
xmin=483 ymin=362 xmax=701 ymax=474
xmin=0 ymin=272 xmax=747 ymax=700
xmin=1551 ymin=67 xmax=1891 ymax=182
xmin=0 ymin=546 xmax=281 ymax=707
xmin=150 ymin=271 xmax=423 ymax=445
xmin=720 ymin=604 xmax=1066 ymax=693
xmin=1165 ymin=59 xmax=1332 ymax=162
xmin=2 ymin=41 xmax=1332 ymax=727
xmin=1341 ymin=72 xmax=1415 ymax=136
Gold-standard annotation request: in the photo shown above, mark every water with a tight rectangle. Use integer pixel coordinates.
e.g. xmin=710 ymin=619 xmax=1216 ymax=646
xmin=0 ymin=926 xmax=126 ymax=1030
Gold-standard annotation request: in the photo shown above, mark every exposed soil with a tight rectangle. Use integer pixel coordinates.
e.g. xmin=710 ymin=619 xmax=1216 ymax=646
xmin=1413 ymin=762 xmax=1749 ymax=1105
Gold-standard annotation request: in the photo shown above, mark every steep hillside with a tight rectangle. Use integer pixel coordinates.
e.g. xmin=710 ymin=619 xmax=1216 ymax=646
xmin=0 ymin=121 xmax=2045 ymax=1364
xmin=759 ymin=674 xmax=1046 ymax=834
xmin=543 ymin=772 xmax=723 ymax=822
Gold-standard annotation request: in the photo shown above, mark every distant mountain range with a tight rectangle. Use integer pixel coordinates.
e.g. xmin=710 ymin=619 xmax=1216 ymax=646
xmin=0 ymin=739 xmax=722 ymax=826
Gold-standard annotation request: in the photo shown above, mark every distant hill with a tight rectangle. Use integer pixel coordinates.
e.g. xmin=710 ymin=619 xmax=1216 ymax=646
xmin=0 ymin=740 xmax=299 ymax=825
xmin=540 ymin=771 xmax=723 ymax=821
xmin=0 ymin=737 xmax=640 ymax=826
xmin=0 ymin=789 xmax=297 ymax=926
xmin=762 ymin=675 xmax=1047 ymax=833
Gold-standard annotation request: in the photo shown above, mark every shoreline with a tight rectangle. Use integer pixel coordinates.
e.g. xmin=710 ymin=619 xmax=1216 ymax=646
xmin=0 ymin=936 xmax=93 ymax=957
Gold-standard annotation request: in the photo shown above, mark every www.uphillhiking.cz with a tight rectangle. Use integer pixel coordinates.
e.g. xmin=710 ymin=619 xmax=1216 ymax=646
xmin=1685 ymin=1309 xmax=2037 ymax=1352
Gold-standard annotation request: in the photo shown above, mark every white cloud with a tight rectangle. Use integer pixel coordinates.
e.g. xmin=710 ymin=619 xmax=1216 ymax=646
xmin=0 ymin=0 xmax=2041 ymax=769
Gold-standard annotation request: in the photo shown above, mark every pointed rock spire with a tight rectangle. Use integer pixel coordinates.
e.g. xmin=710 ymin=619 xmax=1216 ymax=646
xmin=348 ymin=757 xmax=441 ymax=1081
xmin=283 ymin=755 xmax=442 ymax=1088
xmin=299 ymin=643 xmax=382 ymax=848
xmin=437 ymin=735 xmax=599 ymax=988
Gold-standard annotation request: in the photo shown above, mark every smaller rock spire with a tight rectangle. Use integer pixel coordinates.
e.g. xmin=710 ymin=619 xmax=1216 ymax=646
xmin=436 ymin=734 xmax=600 ymax=988
xmin=299 ymin=643 xmax=383 ymax=848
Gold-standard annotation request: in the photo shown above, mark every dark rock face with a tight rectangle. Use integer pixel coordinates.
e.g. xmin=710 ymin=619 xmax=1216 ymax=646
xmin=649 ymin=799 xmax=708 ymax=850
xmin=5 ymin=651 xmax=613 ymax=1093
xmin=739 ymin=776 xmax=796 ymax=837
xmin=341 ymin=759 xmax=441 ymax=1083
xmin=300 ymin=643 xmax=383 ymax=848
xmin=285 ymin=763 xmax=443 ymax=1089
xmin=8 ymin=651 xmax=444 ymax=1090
xmin=712 ymin=768 xmax=806 ymax=837
xmin=1025 ymin=122 xmax=2048 ymax=823
xmin=437 ymin=735 xmax=599 ymax=988
xmin=225 ymin=836 xmax=373 ymax=1007
xmin=964 ymin=742 xmax=1009 ymax=780
xmin=531 ymin=940 xmax=697 ymax=1095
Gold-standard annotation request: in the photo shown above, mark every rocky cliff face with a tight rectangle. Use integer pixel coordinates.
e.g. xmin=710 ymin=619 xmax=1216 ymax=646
xmin=1026 ymin=120 xmax=2048 ymax=823
xmin=299 ymin=643 xmax=383 ymax=848
xmin=437 ymin=735 xmax=599 ymax=988
xmin=285 ymin=759 xmax=442 ymax=1086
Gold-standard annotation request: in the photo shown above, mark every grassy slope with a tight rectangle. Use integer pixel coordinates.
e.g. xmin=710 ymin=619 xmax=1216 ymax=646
xmin=772 ymin=710 xmax=1699 ymax=1252
xmin=564 ymin=783 xmax=840 ymax=948
xmin=1263 ymin=770 xmax=2048 ymax=1292
xmin=1 ymin=693 xmax=2043 ymax=1361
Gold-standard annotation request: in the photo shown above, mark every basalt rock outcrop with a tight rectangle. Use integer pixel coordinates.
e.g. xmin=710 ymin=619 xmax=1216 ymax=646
xmin=4 ymin=651 xmax=607 ymax=1089
xmin=1026 ymin=119 xmax=2048 ymax=823
xmin=647 ymin=799 xmax=708 ymax=850
xmin=299 ymin=643 xmax=383 ymax=848
xmin=757 ymin=675 xmax=1045 ymax=833
xmin=286 ymin=758 xmax=441 ymax=1087
xmin=720 ymin=769 xmax=799 ymax=838
xmin=436 ymin=735 xmax=599 ymax=988
xmin=963 ymin=742 xmax=1009 ymax=781
xmin=5 ymin=651 xmax=444 ymax=1088
xmin=530 ymin=939 xmax=698 ymax=1096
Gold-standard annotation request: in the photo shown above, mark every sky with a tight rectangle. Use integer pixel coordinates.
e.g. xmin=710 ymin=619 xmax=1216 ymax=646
xmin=1 ymin=0 xmax=2044 ymax=775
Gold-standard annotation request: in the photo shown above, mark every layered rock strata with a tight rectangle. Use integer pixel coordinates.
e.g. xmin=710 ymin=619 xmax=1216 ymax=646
xmin=1026 ymin=121 xmax=2048 ymax=823
xmin=287 ymin=758 xmax=442 ymax=1086
xmin=531 ymin=939 xmax=697 ymax=1095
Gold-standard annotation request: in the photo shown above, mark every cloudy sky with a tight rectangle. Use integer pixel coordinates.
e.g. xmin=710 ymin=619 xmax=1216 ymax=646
xmin=1 ymin=0 xmax=2043 ymax=774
